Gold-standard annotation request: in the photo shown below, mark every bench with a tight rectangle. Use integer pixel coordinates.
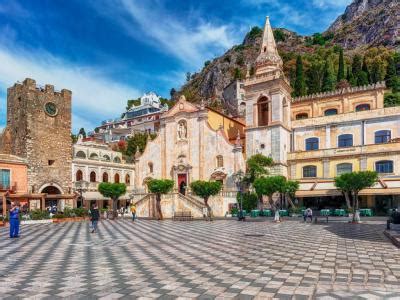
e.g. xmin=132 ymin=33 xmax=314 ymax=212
xmin=173 ymin=211 xmax=193 ymax=221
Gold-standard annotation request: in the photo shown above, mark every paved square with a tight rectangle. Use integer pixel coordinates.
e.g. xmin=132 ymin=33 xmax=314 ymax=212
xmin=1 ymin=220 xmax=400 ymax=299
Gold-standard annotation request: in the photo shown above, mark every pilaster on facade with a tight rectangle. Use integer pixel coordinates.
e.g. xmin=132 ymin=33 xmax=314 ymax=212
xmin=322 ymin=159 xmax=330 ymax=179
xmin=359 ymin=156 xmax=368 ymax=171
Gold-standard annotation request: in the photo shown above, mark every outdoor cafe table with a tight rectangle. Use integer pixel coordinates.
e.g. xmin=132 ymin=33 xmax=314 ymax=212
xmin=320 ymin=209 xmax=330 ymax=216
xmin=262 ymin=209 xmax=272 ymax=216
xmin=251 ymin=210 xmax=260 ymax=217
xmin=359 ymin=208 xmax=372 ymax=216
xmin=334 ymin=209 xmax=346 ymax=216
xmin=279 ymin=210 xmax=289 ymax=216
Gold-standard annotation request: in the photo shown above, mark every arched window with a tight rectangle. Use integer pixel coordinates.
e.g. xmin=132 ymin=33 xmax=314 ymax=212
xmin=114 ymin=173 xmax=120 ymax=183
xmin=76 ymin=170 xmax=83 ymax=181
xmin=324 ymin=108 xmax=338 ymax=116
xmin=305 ymin=137 xmax=319 ymax=151
xmin=102 ymin=172 xmax=109 ymax=183
xmin=103 ymin=155 xmax=110 ymax=161
xmin=90 ymin=171 xmax=96 ymax=182
xmin=75 ymin=151 xmax=86 ymax=159
xmin=257 ymin=97 xmax=269 ymax=126
xmin=338 ymin=134 xmax=353 ymax=148
xmin=355 ymin=104 xmax=370 ymax=112
xmin=113 ymin=157 xmax=121 ymax=163
xmin=148 ymin=162 xmax=153 ymax=173
xmin=125 ymin=174 xmax=130 ymax=185
xmin=375 ymin=160 xmax=393 ymax=173
xmin=90 ymin=153 xmax=98 ymax=159
xmin=303 ymin=165 xmax=317 ymax=178
xmin=296 ymin=113 xmax=308 ymax=120
xmin=216 ymin=155 xmax=223 ymax=168
xmin=337 ymin=163 xmax=352 ymax=175
xmin=375 ymin=130 xmax=391 ymax=144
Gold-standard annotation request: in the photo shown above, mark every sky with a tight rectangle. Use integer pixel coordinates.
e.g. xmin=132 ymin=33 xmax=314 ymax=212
xmin=0 ymin=0 xmax=352 ymax=132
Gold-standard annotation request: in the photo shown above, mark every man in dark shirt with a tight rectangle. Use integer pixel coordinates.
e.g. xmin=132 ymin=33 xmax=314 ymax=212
xmin=90 ymin=204 xmax=100 ymax=233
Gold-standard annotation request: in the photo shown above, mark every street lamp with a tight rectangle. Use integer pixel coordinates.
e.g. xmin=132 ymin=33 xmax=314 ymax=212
xmin=233 ymin=170 xmax=245 ymax=221
xmin=74 ymin=180 xmax=89 ymax=208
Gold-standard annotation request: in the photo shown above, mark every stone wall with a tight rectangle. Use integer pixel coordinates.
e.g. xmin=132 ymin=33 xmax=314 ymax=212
xmin=5 ymin=78 xmax=72 ymax=193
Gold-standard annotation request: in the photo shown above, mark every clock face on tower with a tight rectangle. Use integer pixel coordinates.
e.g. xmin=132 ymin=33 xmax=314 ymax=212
xmin=44 ymin=102 xmax=58 ymax=116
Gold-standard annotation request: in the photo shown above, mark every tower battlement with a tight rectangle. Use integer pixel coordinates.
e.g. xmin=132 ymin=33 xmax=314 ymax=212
xmin=9 ymin=78 xmax=71 ymax=99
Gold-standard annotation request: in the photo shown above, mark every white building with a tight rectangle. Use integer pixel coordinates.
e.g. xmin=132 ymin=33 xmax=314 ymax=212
xmin=72 ymin=137 xmax=135 ymax=209
xmin=91 ymin=92 xmax=169 ymax=143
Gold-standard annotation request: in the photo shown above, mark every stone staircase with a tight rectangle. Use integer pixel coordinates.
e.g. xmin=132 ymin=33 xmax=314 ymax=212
xmin=177 ymin=193 xmax=206 ymax=215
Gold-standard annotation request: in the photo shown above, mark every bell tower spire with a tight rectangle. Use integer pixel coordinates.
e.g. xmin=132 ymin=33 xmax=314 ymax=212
xmin=255 ymin=16 xmax=283 ymax=74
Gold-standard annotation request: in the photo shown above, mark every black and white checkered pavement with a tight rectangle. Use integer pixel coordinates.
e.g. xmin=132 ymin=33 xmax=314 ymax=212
xmin=1 ymin=219 xmax=400 ymax=299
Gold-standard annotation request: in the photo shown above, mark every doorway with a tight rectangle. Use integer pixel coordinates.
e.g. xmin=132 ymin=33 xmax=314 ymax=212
xmin=178 ymin=174 xmax=187 ymax=195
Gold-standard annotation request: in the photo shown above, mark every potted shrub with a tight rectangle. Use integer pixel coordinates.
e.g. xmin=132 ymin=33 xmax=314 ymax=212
xmin=0 ymin=215 xmax=7 ymax=227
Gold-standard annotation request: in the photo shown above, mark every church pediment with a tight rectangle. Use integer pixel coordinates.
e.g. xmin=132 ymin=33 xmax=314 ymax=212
xmin=163 ymin=95 xmax=199 ymax=118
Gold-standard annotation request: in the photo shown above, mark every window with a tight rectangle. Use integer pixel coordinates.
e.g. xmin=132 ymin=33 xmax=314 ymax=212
xmin=125 ymin=174 xmax=130 ymax=185
xmin=303 ymin=166 xmax=317 ymax=178
xmin=296 ymin=113 xmax=308 ymax=120
xmin=114 ymin=173 xmax=120 ymax=183
xmin=90 ymin=153 xmax=98 ymax=159
xmin=148 ymin=162 xmax=153 ymax=173
xmin=102 ymin=172 xmax=109 ymax=183
xmin=216 ymin=155 xmax=224 ymax=168
xmin=0 ymin=169 xmax=11 ymax=189
xmin=324 ymin=108 xmax=338 ymax=116
xmin=375 ymin=160 xmax=393 ymax=173
xmin=76 ymin=151 xmax=86 ymax=159
xmin=355 ymin=104 xmax=370 ymax=111
xmin=305 ymin=138 xmax=319 ymax=151
xmin=375 ymin=130 xmax=391 ymax=144
xmin=76 ymin=170 xmax=83 ymax=181
xmin=336 ymin=163 xmax=352 ymax=175
xmin=90 ymin=171 xmax=96 ymax=182
xmin=257 ymin=97 xmax=269 ymax=126
xmin=338 ymin=134 xmax=353 ymax=148
xmin=114 ymin=157 xmax=121 ymax=163
xmin=103 ymin=155 xmax=110 ymax=161
xmin=48 ymin=160 xmax=55 ymax=166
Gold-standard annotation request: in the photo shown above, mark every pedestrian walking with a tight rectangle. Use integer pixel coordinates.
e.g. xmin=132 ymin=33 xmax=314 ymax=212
xmin=9 ymin=202 xmax=20 ymax=238
xmin=90 ymin=204 xmax=100 ymax=233
xmin=304 ymin=208 xmax=313 ymax=223
xmin=130 ymin=203 xmax=136 ymax=221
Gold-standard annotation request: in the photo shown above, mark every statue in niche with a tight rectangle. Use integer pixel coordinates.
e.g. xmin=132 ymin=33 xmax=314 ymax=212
xmin=177 ymin=121 xmax=187 ymax=139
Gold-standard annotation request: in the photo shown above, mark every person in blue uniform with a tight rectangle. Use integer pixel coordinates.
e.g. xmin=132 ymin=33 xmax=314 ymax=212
xmin=9 ymin=201 xmax=20 ymax=238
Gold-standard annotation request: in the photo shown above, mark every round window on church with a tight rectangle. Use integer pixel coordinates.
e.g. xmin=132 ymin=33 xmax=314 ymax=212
xmin=44 ymin=102 xmax=58 ymax=117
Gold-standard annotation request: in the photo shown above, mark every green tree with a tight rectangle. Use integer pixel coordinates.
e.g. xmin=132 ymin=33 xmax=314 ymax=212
xmin=347 ymin=66 xmax=357 ymax=86
xmin=384 ymin=93 xmax=400 ymax=107
xmin=78 ymin=128 xmax=86 ymax=138
xmin=190 ymin=180 xmax=222 ymax=220
xmin=282 ymin=180 xmax=300 ymax=208
xmin=147 ymin=179 xmax=174 ymax=220
xmin=294 ymin=55 xmax=306 ymax=96
xmin=306 ymin=62 xmax=324 ymax=94
xmin=98 ymin=183 xmax=127 ymax=218
xmin=253 ymin=176 xmax=286 ymax=210
xmin=71 ymin=133 xmax=78 ymax=144
xmin=125 ymin=133 xmax=149 ymax=157
xmin=273 ymin=29 xmax=286 ymax=42
xmin=126 ymin=98 xmax=141 ymax=111
xmin=337 ymin=48 xmax=345 ymax=82
xmin=236 ymin=192 xmax=258 ymax=212
xmin=386 ymin=56 xmax=400 ymax=92
xmin=334 ymin=171 xmax=378 ymax=222
xmin=322 ymin=59 xmax=336 ymax=92
xmin=357 ymin=71 xmax=369 ymax=86
xmin=362 ymin=56 xmax=370 ymax=83
xmin=352 ymin=55 xmax=363 ymax=75
xmin=244 ymin=154 xmax=274 ymax=186
xmin=186 ymin=72 xmax=191 ymax=82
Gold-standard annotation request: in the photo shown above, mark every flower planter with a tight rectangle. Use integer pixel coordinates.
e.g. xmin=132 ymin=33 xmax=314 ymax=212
xmin=53 ymin=217 xmax=88 ymax=223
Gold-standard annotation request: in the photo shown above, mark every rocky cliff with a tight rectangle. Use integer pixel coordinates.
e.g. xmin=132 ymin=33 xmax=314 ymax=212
xmin=179 ymin=0 xmax=399 ymax=112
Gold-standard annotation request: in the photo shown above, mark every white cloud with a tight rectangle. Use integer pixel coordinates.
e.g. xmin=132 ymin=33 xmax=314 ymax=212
xmin=0 ymin=45 xmax=141 ymax=132
xmin=94 ymin=0 xmax=240 ymax=68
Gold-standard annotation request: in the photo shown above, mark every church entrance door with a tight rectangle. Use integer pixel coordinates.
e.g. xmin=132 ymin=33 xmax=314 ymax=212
xmin=178 ymin=174 xmax=187 ymax=195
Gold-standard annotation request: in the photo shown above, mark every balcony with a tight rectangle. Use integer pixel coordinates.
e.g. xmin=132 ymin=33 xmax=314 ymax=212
xmin=288 ymin=141 xmax=400 ymax=161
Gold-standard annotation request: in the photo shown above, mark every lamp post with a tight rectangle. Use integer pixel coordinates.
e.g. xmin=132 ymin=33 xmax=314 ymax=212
xmin=233 ymin=170 xmax=245 ymax=221
xmin=74 ymin=180 xmax=89 ymax=208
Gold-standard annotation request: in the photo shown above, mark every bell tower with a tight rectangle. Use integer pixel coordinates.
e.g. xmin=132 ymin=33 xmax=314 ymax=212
xmin=244 ymin=17 xmax=292 ymax=176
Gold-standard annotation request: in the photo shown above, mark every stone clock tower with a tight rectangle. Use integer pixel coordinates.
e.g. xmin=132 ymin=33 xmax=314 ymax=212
xmin=4 ymin=78 xmax=72 ymax=194
xmin=244 ymin=17 xmax=292 ymax=176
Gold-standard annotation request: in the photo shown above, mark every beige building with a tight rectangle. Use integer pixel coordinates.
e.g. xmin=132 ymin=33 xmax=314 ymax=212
xmin=242 ymin=17 xmax=400 ymax=212
xmin=72 ymin=136 xmax=135 ymax=209
xmin=134 ymin=96 xmax=245 ymax=218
